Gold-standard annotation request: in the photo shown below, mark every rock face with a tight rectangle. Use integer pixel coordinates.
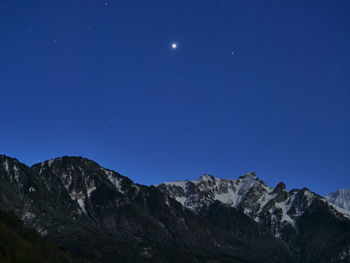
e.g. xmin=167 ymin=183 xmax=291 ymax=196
xmin=157 ymin=172 xmax=350 ymax=262
xmin=326 ymin=189 xmax=350 ymax=212
xmin=0 ymin=155 xmax=295 ymax=263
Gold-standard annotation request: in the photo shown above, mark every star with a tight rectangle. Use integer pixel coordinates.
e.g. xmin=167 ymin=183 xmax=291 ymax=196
xmin=171 ymin=43 xmax=177 ymax=49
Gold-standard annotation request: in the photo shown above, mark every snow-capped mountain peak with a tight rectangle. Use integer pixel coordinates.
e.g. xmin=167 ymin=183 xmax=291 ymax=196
xmin=325 ymin=189 xmax=350 ymax=212
xmin=157 ymin=172 xmax=345 ymax=237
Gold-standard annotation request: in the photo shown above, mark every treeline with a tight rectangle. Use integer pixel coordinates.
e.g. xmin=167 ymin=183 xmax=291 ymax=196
xmin=0 ymin=209 xmax=90 ymax=263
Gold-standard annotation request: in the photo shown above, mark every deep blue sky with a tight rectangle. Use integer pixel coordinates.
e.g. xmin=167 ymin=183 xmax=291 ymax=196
xmin=1 ymin=0 xmax=349 ymax=195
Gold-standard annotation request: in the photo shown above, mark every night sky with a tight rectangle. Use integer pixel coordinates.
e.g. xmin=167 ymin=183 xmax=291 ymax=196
xmin=1 ymin=0 xmax=349 ymax=195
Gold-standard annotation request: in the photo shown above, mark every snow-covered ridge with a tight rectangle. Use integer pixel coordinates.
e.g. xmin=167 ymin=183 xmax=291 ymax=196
xmin=160 ymin=173 xmax=254 ymax=209
xmin=157 ymin=172 xmax=348 ymax=237
xmin=158 ymin=172 xmax=274 ymax=211
xmin=325 ymin=189 xmax=350 ymax=212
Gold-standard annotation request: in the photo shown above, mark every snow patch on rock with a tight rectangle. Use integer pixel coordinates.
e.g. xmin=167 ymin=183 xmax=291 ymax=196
xmin=103 ymin=168 xmax=124 ymax=193
xmin=4 ymin=159 xmax=9 ymax=172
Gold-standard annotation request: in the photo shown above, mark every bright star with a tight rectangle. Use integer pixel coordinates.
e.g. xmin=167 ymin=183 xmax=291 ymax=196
xmin=172 ymin=43 xmax=177 ymax=49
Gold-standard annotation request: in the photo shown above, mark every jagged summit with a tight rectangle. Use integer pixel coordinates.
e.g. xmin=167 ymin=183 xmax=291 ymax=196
xmin=157 ymin=171 xmax=350 ymax=237
xmin=198 ymin=174 xmax=215 ymax=182
xmin=238 ymin=171 xmax=258 ymax=179
xmin=273 ymin=182 xmax=286 ymax=193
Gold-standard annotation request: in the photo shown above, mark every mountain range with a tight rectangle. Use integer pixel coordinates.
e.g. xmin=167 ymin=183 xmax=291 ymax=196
xmin=0 ymin=154 xmax=349 ymax=262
